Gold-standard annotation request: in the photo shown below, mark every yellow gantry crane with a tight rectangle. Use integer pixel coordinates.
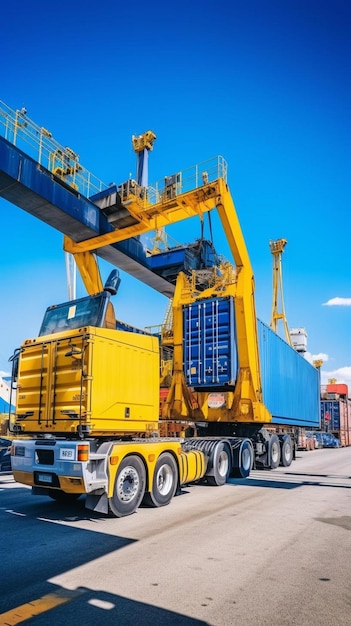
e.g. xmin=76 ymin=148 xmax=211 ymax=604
xmin=0 ymin=100 xmax=274 ymax=423
xmin=269 ymin=238 xmax=293 ymax=346
xmin=64 ymin=167 xmax=270 ymax=423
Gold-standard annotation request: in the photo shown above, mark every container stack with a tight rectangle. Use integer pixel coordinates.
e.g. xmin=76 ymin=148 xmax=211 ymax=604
xmin=320 ymin=383 xmax=351 ymax=446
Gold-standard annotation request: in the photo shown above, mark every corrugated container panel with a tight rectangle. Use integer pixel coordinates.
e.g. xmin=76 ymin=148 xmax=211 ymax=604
xmin=183 ymin=297 xmax=237 ymax=388
xmin=257 ymin=319 xmax=320 ymax=428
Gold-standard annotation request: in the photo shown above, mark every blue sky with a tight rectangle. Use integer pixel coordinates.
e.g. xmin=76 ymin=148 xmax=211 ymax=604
xmin=0 ymin=0 xmax=350 ymax=388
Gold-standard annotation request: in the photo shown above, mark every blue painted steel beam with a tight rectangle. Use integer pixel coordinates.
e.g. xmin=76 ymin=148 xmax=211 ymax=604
xmin=0 ymin=137 xmax=175 ymax=297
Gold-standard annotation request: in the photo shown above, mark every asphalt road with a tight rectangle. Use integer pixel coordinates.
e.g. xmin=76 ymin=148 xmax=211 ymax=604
xmin=1 ymin=447 xmax=351 ymax=625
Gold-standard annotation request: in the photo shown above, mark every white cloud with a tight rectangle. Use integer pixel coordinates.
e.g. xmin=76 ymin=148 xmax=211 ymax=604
xmin=320 ymin=366 xmax=351 ymax=389
xmin=323 ymin=297 xmax=351 ymax=306
xmin=0 ymin=370 xmax=11 ymax=378
xmin=304 ymin=351 xmax=329 ymax=365
xmin=304 ymin=354 xmax=351 ymax=389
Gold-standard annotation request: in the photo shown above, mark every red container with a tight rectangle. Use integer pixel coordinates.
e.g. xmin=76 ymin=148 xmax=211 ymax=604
xmin=327 ymin=383 xmax=349 ymax=398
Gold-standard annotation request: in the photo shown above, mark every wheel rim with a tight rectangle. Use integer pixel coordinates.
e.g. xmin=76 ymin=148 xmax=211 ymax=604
xmin=218 ymin=450 xmax=229 ymax=477
xmin=241 ymin=446 xmax=252 ymax=471
xmin=117 ymin=466 xmax=140 ymax=503
xmin=156 ymin=464 xmax=174 ymax=496
xmin=271 ymin=442 xmax=279 ymax=464
xmin=284 ymin=443 xmax=292 ymax=463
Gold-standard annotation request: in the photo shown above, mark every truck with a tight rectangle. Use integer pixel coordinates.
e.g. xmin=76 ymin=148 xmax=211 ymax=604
xmin=0 ymin=101 xmax=320 ymax=517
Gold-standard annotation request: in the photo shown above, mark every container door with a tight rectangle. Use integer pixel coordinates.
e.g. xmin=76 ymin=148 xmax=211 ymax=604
xmin=183 ymin=297 xmax=237 ymax=389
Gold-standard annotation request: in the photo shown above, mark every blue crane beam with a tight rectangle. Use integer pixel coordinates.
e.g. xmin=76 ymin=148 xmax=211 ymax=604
xmin=0 ymin=136 xmax=175 ymax=297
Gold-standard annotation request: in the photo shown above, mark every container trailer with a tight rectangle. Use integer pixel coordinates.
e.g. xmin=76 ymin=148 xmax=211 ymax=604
xmin=9 ymin=268 xmax=320 ymax=517
xmin=9 ymin=234 xmax=320 ymax=517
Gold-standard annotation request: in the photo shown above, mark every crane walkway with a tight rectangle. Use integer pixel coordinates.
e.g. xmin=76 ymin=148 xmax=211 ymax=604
xmin=0 ymin=100 xmax=227 ymax=298
xmin=0 ymin=132 xmax=175 ymax=296
xmin=0 ymin=102 xmax=179 ymax=295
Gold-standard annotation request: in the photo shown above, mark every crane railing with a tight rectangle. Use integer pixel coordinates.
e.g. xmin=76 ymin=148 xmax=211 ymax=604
xmin=0 ymin=100 xmax=228 ymax=214
xmin=146 ymin=155 xmax=228 ymax=206
xmin=0 ymin=99 xmax=108 ymax=199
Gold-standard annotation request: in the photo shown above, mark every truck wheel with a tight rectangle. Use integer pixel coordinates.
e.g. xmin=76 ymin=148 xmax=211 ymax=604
xmin=268 ymin=434 xmax=281 ymax=469
xmin=231 ymin=439 xmax=253 ymax=478
xmin=280 ymin=435 xmax=293 ymax=467
xmin=143 ymin=452 xmax=178 ymax=507
xmin=207 ymin=442 xmax=231 ymax=486
xmin=108 ymin=455 xmax=146 ymax=518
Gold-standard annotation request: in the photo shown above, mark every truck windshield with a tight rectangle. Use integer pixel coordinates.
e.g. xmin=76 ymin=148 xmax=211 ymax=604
xmin=39 ymin=293 xmax=109 ymax=336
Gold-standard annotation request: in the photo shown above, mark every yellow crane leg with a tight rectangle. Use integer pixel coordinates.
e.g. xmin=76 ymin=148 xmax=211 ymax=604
xmin=64 ymin=235 xmax=103 ymax=295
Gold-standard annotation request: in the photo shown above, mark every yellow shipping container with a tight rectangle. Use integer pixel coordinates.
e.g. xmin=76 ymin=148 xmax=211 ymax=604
xmin=15 ymin=327 xmax=160 ymax=437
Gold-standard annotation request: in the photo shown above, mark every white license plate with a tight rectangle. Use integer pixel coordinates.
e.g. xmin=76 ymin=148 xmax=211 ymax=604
xmin=38 ymin=473 xmax=52 ymax=484
xmin=59 ymin=448 xmax=75 ymax=460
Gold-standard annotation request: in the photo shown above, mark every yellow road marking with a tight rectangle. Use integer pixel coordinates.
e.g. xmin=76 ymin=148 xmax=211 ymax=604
xmin=0 ymin=588 xmax=85 ymax=625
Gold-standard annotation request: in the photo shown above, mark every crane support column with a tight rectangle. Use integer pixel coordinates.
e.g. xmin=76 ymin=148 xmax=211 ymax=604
xmin=269 ymin=238 xmax=292 ymax=346
xmin=162 ymin=179 xmax=272 ymax=425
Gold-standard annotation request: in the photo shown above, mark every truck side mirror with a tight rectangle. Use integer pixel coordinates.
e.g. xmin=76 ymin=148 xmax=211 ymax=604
xmin=104 ymin=270 xmax=121 ymax=296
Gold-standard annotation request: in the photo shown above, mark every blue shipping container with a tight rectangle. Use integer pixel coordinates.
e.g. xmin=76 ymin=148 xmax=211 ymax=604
xmin=320 ymin=400 xmax=340 ymax=430
xmin=258 ymin=320 xmax=320 ymax=428
xmin=183 ymin=297 xmax=320 ymax=428
xmin=183 ymin=297 xmax=237 ymax=387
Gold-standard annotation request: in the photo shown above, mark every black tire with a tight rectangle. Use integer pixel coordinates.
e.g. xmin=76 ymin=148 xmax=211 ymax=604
xmin=280 ymin=435 xmax=293 ymax=467
xmin=206 ymin=441 xmax=232 ymax=486
xmin=231 ymin=439 xmax=254 ymax=478
xmin=268 ymin=434 xmax=281 ymax=469
xmin=108 ymin=455 xmax=146 ymax=518
xmin=48 ymin=489 xmax=81 ymax=503
xmin=143 ymin=452 xmax=178 ymax=507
